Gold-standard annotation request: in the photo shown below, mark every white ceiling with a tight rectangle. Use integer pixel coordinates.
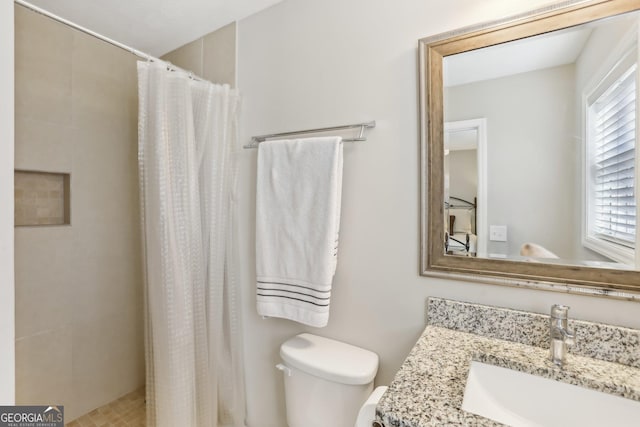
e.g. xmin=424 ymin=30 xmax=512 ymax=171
xmin=445 ymin=129 xmax=477 ymax=151
xmin=444 ymin=10 xmax=640 ymax=87
xmin=22 ymin=0 xmax=283 ymax=56
xmin=444 ymin=25 xmax=593 ymax=87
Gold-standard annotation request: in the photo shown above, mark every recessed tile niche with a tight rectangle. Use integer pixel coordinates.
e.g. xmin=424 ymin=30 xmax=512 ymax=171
xmin=14 ymin=170 xmax=70 ymax=226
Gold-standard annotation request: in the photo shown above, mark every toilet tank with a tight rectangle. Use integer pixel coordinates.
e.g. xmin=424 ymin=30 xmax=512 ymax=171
xmin=279 ymin=333 xmax=379 ymax=427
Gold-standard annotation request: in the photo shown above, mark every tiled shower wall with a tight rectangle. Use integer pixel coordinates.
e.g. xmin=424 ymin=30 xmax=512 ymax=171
xmin=161 ymin=22 xmax=236 ymax=87
xmin=14 ymin=5 xmax=144 ymax=421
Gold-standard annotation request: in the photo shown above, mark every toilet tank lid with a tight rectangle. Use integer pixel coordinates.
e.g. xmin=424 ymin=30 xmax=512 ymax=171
xmin=280 ymin=333 xmax=379 ymax=385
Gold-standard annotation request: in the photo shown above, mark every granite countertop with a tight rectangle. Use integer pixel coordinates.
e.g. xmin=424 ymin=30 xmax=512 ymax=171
xmin=376 ymin=298 xmax=640 ymax=427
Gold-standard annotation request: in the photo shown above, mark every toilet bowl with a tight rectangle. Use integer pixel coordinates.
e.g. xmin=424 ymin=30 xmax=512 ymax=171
xmin=278 ymin=333 xmax=384 ymax=427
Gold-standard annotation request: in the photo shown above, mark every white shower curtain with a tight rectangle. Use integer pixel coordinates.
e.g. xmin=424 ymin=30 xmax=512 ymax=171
xmin=137 ymin=61 xmax=245 ymax=427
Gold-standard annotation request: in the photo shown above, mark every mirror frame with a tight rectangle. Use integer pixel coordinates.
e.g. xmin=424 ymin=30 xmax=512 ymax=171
xmin=420 ymin=0 xmax=640 ymax=297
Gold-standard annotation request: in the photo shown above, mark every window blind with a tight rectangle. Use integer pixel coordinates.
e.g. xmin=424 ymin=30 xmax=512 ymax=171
xmin=592 ymin=64 xmax=637 ymax=248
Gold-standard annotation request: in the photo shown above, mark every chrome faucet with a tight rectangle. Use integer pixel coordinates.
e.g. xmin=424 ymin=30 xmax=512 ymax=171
xmin=550 ymin=304 xmax=575 ymax=366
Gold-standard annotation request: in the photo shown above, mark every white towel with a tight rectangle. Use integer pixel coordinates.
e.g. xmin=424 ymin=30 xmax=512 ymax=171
xmin=256 ymin=136 xmax=343 ymax=327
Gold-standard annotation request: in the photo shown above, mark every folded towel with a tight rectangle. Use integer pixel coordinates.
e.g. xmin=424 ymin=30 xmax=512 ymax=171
xmin=256 ymin=136 xmax=343 ymax=327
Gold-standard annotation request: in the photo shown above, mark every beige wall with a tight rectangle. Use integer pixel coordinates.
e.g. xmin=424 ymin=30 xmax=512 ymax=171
xmin=448 ymin=149 xmax=477 ymax=204
xmin=162 ymin=22 xmax=236 ymax=86
xmin=446 ymin=65 xmax=578 ymax=259
xmin=0 ymin=0 xmax=15 ymax=405
xmin=237 ymin=0 xmax=640 ymax=426
xmin=14 ymin=6 xmax=144 ymax=421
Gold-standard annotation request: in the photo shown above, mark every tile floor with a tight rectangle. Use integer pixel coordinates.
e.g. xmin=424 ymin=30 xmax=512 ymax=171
xmin=66 ymin=388 xmax=145 ymax=427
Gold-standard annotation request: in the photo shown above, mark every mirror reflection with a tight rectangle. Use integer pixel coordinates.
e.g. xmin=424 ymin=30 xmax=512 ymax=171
xmin=443 ymin=10 xmax=639 ymax=270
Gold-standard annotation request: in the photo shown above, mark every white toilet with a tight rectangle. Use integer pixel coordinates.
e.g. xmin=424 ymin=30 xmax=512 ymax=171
xmin=277 ymin=333 xmax=387 ymax=427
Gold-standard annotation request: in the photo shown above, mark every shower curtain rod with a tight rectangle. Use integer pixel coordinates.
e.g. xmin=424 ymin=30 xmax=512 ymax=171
xmin=14 ymin=0 xmax=206 ymax=82
xmin=244 ymin=121 xmax=376 ymax=149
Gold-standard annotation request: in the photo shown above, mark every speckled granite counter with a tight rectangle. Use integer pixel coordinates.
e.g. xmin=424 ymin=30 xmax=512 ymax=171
xmin=376 ymin=298 xmax=640 ymax=427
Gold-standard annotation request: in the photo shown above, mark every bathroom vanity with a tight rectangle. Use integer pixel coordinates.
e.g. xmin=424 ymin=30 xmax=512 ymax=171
xmin=375 ymin=298 xmax=640 ymax=426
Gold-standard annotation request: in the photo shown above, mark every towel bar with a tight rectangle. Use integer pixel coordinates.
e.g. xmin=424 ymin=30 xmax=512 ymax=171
xmin=244 ymin=120 xmax=375 ymax=149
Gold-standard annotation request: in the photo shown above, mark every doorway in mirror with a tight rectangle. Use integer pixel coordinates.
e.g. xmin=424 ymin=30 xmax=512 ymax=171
xmin=444 ymin=119 xmax=487 ymax=257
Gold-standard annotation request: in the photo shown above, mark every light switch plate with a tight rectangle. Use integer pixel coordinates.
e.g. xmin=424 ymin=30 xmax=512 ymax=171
xmin=489 ymin=225 xmax=507 ymax=242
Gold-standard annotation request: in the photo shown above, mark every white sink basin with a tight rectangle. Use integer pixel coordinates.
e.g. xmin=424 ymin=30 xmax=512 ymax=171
xmin=462 ymin=360 xmax=640 ymax=427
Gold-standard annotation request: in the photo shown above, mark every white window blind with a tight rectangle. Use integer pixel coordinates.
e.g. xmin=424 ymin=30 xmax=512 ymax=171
xmin=590 ymin=64 xmax=637 ymax=248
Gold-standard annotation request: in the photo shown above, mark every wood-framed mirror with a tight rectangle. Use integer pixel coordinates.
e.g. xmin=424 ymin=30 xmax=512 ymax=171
xmin=420 ymin=0 xmax=640 ymax=297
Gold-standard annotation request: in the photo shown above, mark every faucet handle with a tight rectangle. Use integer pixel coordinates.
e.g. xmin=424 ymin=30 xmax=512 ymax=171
xmin=564 ymin=328 xmax=576 ymax=346
xmin=551 ymin=304 xmax=570 ymax=319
